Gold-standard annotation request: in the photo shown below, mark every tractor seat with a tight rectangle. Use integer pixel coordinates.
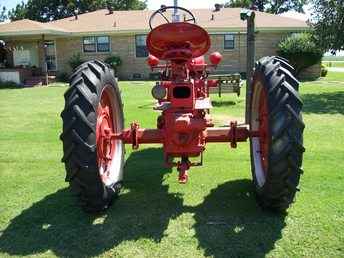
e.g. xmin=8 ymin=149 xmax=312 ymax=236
xmin=147 ymin=22 xmax=211 ymax=60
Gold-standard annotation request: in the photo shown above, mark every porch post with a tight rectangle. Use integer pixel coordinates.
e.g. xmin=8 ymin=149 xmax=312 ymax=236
xmin=246 ymin=12 xmax=255 ymax=124
xmin=41 ymin=34 xmax=48 ymax=85
xmin=240 ymin=10 xmax=255 ymax=124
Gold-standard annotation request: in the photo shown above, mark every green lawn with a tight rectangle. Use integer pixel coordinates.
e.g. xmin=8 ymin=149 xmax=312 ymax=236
xmin=0 ymin=72 xmax=343 ymax=257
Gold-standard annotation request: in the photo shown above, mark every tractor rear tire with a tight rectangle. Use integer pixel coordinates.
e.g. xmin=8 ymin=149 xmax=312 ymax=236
xmin=249 ymin=56 xmax=305 ymax=212
xmin=60 ymin=60 xmax=125 ymax=212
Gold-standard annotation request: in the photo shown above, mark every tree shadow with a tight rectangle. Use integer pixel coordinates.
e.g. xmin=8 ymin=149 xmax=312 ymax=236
xmin=302 ymin=91 xmax=344 ymax=114
xmin=0 ymin=149 xmax=286 ymax=257
xmin=192 ymin=180 xmax=286 ymax=258
xmin=0 ymin=148 xmax=184 ymax=257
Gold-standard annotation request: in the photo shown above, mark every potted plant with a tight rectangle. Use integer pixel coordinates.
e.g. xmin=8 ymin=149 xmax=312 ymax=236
xmin=104 ymin=55 xmax=122 ymax=77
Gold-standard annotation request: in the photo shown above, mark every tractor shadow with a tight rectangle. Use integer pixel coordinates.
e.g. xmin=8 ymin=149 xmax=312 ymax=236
xmin=211 ymin=100 xmax=237 ymax=107
xmin=302 ymin=91 xmax=344 ymax=114
xmin=191 ymin=180 xmax=286 ymax=258
xmin=0 ymin=148 xmax=286 ymax=257
xmin=0 ymin=148 xmax=183 ymax=257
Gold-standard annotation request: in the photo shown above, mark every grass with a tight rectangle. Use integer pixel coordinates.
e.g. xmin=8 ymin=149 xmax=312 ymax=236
xmin=0 ymin=72 xmax=343 ymax=257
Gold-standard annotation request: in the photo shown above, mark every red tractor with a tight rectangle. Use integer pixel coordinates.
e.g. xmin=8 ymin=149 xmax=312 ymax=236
xmin=60 ymin=6 xmax=304 ymax=212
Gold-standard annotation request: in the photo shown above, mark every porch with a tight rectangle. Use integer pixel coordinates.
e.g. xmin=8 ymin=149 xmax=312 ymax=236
xmin=0 ymin=39 xmax=57 ymax=86
xmin=0 ymin=68 xmax=56 ymax=87
xmin=0 ymin=19 xmax=67 ymax=86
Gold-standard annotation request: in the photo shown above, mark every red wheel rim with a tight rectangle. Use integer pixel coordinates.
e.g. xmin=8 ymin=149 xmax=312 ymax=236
xmin=250 ymin=79 xmax=270 ymax=187
xmin=96 ymin=86 xmax=116 ymax=184
xmin=258 ymin=88 xmax=269 ymax=174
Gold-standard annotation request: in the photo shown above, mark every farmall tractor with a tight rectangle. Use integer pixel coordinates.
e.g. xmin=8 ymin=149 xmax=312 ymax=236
xmin=60 ymin=6 xmax=304 ymax=212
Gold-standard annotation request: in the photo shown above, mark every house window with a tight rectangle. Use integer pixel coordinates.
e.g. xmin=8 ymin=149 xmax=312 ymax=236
xmin=135 ymin=35 xmax=148 ymax=58
xmin=83 ymin=36 xmax=110 ymax=53
xmin=97 ymin=36 xmax=110 ymax=52
xmin=83 ymin=37 xmax=96 ymax=52
xmin=224 ymin=34 xmax=235 ymax=50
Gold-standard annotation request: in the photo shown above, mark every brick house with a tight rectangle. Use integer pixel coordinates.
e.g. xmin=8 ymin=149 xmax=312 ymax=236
xmin=0 ymin=7 xmax=308 ymax=82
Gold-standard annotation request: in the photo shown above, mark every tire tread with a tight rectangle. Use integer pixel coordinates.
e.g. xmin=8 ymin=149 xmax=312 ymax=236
xmin=251 ymin=56 xmax=305 ymax=212
xmin=60 ymin=60 xmax=123 ymax=212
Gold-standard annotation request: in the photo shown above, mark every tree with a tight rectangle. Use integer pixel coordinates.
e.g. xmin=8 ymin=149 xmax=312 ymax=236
xmin=224 ymin=0 xmax=307 ymax=14
xmin=224 ymin=0 xmax=251 ymax=9
xmin=8 ymin=2 xmax=27 ymax=21
xmin=311 ymin=0 xmax=344 ymax=53
xmin=0 ymin=5 xmax=6 ymax=22
xmin=8 ymin=0 xmax=147 ymax=22
xmin=105 ymin=0 xmax=147 ymax=10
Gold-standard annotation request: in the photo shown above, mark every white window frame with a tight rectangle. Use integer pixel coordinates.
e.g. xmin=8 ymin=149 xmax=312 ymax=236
xmin=135 ymin=34 xmax=149 ymax=58
xmin=224 ymin=34 xmax=235 ymax=50
xmin=96 ymin=36 xmax=111 ymax=52
xmin=83 ymin=36 xmax=111 ymax=53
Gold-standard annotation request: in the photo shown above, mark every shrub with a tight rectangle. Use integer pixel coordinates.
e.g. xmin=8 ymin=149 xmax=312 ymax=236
xmin=321 ymin=64 xmax=328 ymax=77
xmin=104 ymin=55 xmax=122 ymax=76
xmin=0 ymin=78 xmax=21 ymax=89
xmin=277 ymin=33 xmax=324 ymax=76
xmin=56 ymin=72 xmax=69 ymax=82
xmin=68 ymin=53 xmax=85 ymax=70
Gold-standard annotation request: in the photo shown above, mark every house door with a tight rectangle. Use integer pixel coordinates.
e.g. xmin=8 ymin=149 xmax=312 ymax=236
xmin=45 ymin=41 xmax=57 ymax=71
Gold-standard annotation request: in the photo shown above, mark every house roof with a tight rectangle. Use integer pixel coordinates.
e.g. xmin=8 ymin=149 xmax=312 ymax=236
xmin=50 ymin=8 xmax=308 ymax=33
xmin=0 ymin=19 xmax=68 ymax=36
xmin=0 ymin=8 xmax=308 ymax=37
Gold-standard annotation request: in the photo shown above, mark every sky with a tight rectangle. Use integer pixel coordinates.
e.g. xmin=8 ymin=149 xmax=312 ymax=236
xmin=0 ymin=0 xmax=310 ymax=21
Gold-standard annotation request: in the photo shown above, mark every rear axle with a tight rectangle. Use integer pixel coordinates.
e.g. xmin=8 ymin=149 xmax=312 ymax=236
xmin=111 ymin=123 xmax=259 ymax=148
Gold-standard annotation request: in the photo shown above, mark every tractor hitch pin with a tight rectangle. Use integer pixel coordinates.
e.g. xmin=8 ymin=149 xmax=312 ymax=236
xmin=177 ymin=157 xmax=191 ymax=184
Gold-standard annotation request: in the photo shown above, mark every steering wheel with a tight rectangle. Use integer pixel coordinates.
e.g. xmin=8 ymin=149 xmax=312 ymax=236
xmin=149 ymin=6 xmax=196 ymax=30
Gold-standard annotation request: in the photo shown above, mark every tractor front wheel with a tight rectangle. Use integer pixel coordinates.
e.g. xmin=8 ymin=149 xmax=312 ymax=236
xmin=249 ymin=56 xmax=305 ymax=212
xmin=60 ymin=60 xmax=124 ymax=212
